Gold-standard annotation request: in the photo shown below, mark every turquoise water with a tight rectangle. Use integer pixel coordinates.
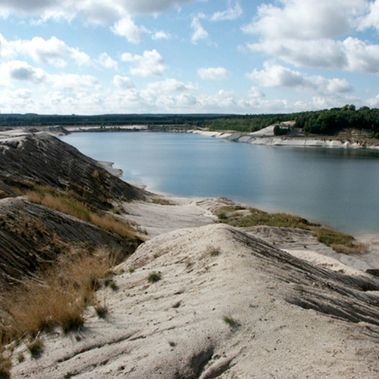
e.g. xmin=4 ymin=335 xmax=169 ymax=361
xmin=62 ymin=132 xmax=379 ymax=234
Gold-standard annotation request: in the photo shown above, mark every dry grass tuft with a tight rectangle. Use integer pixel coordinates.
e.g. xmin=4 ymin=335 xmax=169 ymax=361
xmin=0 ymin=347 xmax=11 ymax=379
xmin=26 ymin=187 xmax=138 ymax=240
xmin=150 ymin=197 xmax=175 ymax=206
xmin=0 ymin=249 xmax=115 ymax=344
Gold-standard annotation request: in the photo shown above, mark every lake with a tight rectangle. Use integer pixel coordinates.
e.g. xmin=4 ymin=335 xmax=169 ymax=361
xmin=61 ymin=132 xmax=379 ymax=235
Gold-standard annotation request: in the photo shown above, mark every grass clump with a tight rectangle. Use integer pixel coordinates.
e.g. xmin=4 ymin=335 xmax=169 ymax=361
xmin=26 ymin=187 xmax=138 ymax=239
xmin=217 ymin=206 xmax=365 ymax=254
xmin=207 ymin=246 xmax=221 ymax=257
xmin=27 ymin=338 xmax=44 ymax=359
xmin=0 ymin=349 xmax=11 ymax=379
xmin=95 ymin=305 xmax=108 ymax=319
xmin=0 ymin=249 xmax=115 ymax=344
xmin=217 ymin=206 xmax=315 ymax=229
xmin=315 ymin=228 xmax=366 ymax=254
xmin=151 ymin=197 xmax=175 ymax=205
xmin=148 ymin=272 xmax=162 ymax=283
xmin=223 ymin=316 xmax=240 ymax=329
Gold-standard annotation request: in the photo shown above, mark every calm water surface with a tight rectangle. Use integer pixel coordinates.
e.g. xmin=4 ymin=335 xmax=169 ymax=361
xmin=62 ymin=132 xmax=379 ymax=234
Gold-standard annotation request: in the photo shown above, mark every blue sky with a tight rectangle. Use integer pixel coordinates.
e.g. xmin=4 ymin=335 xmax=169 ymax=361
xmin=0 ymin=0 xmax=378 ymax=114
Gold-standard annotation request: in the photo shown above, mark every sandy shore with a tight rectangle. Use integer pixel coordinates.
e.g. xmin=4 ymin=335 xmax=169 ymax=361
xmin=121 ymin=195 xmax=379 ymax=275
xmin=190 ymin=129 xmax=379 ymax=150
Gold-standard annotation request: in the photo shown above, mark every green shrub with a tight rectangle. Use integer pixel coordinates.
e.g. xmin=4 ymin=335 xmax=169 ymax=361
xmin=148 ymin=272 xmax=162 ymax=283
xmin=28 ymin=339 xmax=44 ymax=359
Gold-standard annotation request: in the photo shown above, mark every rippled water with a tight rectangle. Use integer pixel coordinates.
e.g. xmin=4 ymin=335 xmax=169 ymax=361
xmin=62 ymin=132 xmax=379 ymax=234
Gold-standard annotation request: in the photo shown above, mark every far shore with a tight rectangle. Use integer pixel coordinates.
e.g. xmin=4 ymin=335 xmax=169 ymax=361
xmin=56 ymin=124 xmax=379 ymax=151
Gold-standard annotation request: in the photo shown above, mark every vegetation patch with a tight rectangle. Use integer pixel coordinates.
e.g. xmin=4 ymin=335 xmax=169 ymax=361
xmin=217 ymin=206 xmax=316 ymax=229
xmin=95 ymin=305 xmax=108 ymax=319
xmin=0 ymin=249 xmax=115 ymax=345
xmin=151 ymin=197 xmax=175 ymax=205
xmin=223 ymin=316 xmax=240 ymax=329
xmin=207 ymin=246 xmax=221 ymax=257
xmin=314 ymin=228 xmax=365 ymax=254
xmin=217 ymin=206 xmax=365 ymax=254
xmin=0 ymin=349 xmax=11 ymax=379
xmin=148 ymin=272 xmax=162 ymax=283
xmin=26 ymin=186 xmax=138 ymax=240
xmin=27 ymin=338 xmax=44 ymax=359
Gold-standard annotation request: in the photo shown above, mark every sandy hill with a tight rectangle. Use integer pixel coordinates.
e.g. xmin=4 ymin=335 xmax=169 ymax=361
xmin=0 ymin=132 xmax=145 ymax=208
xmin=11 ymin=224 xmax=379 ymax=378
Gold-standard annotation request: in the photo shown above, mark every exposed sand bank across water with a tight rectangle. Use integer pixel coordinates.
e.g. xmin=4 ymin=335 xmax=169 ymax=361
xmin=189 ymin=129 xmax=379 ymax=150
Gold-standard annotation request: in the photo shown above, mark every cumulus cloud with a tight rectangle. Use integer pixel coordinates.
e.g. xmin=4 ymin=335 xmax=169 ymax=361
xmin=152 ymin=31 xmax=172 ymax=40
xmin=243 ymin=0 xmax=379 ymax=74
xmin=243 ymin=0 xmax=366 ymax=40
xmin=97 ymin=52 xmax=118 ymax=70
xmin=248 ymin=63 xmax=352 ymax=94
xmin=112 ymin=16 xmax=147 ymax=43
xmin=143 ymin=78 xmax=193 ymax=93
xmin=0 ymin=60 xmax=45 ymax=83
xmin=197 ymin=67 xmax=229 ymax=80
xmin=0 ymin=34 xmax=90 ymax=67
xmin=121 ymin=49 xmax=166 ymax=77
xmin=368 ymin=93 xmax=379 ymax=106
xmin=249 ymin=37 xmax=379 ymax=73
xmin=0 ymin=0 xmax=193 ymax=21
xmin=113 ymin=75 xmax=134 ymax=89
xmin=359 ymin=0 xmax=379 ymax=31
xmin=211 ymin=1 xmax=242 ymax=22
xmin=191 ymin=15 xmax=208 ymax=44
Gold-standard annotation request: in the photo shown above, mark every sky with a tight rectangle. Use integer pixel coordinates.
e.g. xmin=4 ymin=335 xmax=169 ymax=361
xmin=0 ymin=0 xmax=379 ymax=114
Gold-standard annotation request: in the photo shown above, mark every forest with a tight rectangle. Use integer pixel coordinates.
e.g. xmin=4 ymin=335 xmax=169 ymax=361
xmin=1 ymin=106 xmax=378 ymax=137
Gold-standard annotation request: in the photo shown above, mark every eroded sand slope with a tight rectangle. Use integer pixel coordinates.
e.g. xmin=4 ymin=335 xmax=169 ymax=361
xmin=13 ymin=224 xmax=379 ymax=379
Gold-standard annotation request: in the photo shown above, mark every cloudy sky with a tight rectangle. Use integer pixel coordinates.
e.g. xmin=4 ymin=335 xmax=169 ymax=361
xmin=0 ymin=0 xmax=379 ymax=114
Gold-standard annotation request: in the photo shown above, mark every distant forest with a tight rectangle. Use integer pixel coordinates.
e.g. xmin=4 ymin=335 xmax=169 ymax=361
xmin=207 ymin=105 xmax=379 ymax=137
xmin=1 ymin=105 xmax=378 ymax=137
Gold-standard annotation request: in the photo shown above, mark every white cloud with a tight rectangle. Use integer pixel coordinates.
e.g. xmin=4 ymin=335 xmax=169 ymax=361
xmin=113 ymin=75 xmax=134 ymax=89
xmin=191 ymin=15 xmax=208 ymax=44
xmin=48 ymin=73 xmax=99 ymax=90
xmin=0 ymin=60 xmax=45 ymax=83
xmin=368 ymin=93 xmax=379 ymax=106
xmin=243 ymin=0 xmax=379 ymax=74
xmin=0 ymin=0 xmax=193 ymax=21
xmin=249 ymin=37 xmax=379 ymax=73
xmin=211 ymin=1 xmax=242 ymax=22
xmin=198 ymin=67 xmax=229 ymax=80
xmin=248 ymin=63 xmax=352 ymax=94
xmin=359 ymin=0 xmax=379 ymax=31
xmin=152 ymin=31 xmax=172 ymax=40
xmin=144 ymin=78 xmax=193 ymax=93
xmin=0 ymin=34 xmax=90 ymax=67
xmin=243 ymin=0 xmax=366 ymax=40
xmin=97 ymin=52 xmax=118 ymax=70
xmin=112 ymin=16 xmax=147 ymax=43
xmin=121 ymin=49 xmax=166 ymax=77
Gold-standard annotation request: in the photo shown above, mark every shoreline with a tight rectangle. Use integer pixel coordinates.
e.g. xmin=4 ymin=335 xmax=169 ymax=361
xmin=53 ymin=125 xmax=379 ymax=151
xmin=189 ymin=129 xmax=379 ymax=150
